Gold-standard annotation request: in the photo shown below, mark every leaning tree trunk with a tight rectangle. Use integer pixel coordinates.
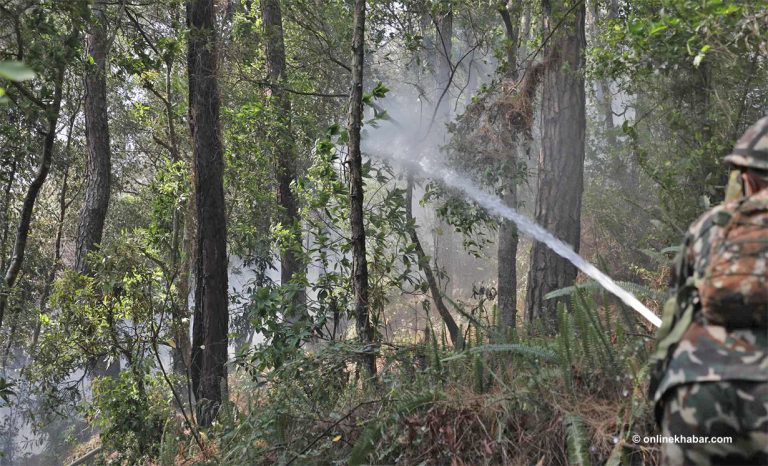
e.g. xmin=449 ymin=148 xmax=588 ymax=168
xmin=525 ymin=0 xmax=586 ymax=334
xmin=406 ymin=177 xmax=462 ymax=348
xmin=347 ymin=0 xmax=376 ymax=377
xmin=261 ymin=0 xmax=305 ymax=319
xmin=187 ymin=0 xmax=229 ymax=426
xmin=32 ymin=107 xmax=78 ymax=351
xmin=0 ymin=65 xmax=66 ymax=329
xmin=75 ymin=0 xmax=112 ymax=274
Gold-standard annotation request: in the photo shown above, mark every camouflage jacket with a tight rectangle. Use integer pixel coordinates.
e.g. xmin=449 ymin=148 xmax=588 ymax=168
xmin=650 ymin=190 xmax=768 ymax=408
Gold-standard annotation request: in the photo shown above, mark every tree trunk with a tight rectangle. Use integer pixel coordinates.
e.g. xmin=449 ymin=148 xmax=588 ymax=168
xmin=406 ymin=177 xmax=462 ymax=348
xmin=499 ymin=1 xmax=522 ymax=78
xmin=496 ymin=0 xmax=525 ymax=333
xmin=434 ymin=5 xmax=453 ymax=119
xmin=588 ymin=0 xmax=616 ymax=148
xmin=0 ymin=151 xmax=22 ymax=275
xmin=432 ymin=4 xmax=457 ymax=294
xmin=0 ymin=65 xmax=66 ymax=329
xmin=172 ymin=195 xmax=193 ymax=379
xmin=261 ymin=0 xmax=305 ymax=318
xmin=525 ymin=0 xmax=586 ymax=334
xmin=172 ymin=197 xmax=194 ymax=377
xmin=76 ymin=0 xmax=112 ymax=274
xmin=347 ymin=0 xmax=376 ymax=377
xmin=187 ymin=0 xmax=229 ymax=426
xmin=161 ymin=43 xmax=193 ymax=379
xmin=497 ymin=182 xmax=518 ymax=331
xmin=32 ymin=107 xmax=78 ymax=352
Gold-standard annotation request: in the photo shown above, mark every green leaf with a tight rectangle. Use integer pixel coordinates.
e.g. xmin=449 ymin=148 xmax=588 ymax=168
xmin=0 ymin=61 xmax=35 ymax=81
xmin=371 ymin=81 xmax=389 ymax=99
xmin=648 ymin=23 xmax=667 ymax=35
xmin=693 ymin=44 xmax=711 ymax=68
xmin=0 ymin=377 xmax=16 ymax=405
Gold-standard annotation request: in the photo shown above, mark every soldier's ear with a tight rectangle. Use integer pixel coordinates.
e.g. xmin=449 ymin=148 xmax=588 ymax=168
xmin=743 ymin=168 xmax=768 ymax=195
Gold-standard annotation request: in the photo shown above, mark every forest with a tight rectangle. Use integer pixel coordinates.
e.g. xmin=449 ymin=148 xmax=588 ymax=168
xmin=0 ymin=0 xmax=765 ymax=464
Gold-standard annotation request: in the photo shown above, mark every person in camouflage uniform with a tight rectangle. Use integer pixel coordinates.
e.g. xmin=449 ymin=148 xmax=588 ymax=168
xmin=649 ymin=117 xmax=768 ymax=466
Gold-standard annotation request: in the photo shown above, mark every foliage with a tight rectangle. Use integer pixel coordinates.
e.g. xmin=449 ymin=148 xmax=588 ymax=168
xmin=0 ymin=0 xmax=759 ymax=463
xmin=88 ymin=371 xmax=171 ymax=462
xmin=589 ymin=0 xmax=768 ymax=242
xmin=217 ymin=288 xmax=658 ymax=465
xmin=0 ymin=60 xmax=35 ymax=103
xmin=0 ymin=377 xmax=14 ymax=406
xmin=0 ymin=61 xmax=35 ymax=82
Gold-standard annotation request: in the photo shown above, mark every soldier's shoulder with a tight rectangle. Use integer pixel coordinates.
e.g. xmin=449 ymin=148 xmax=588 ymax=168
xmin=687 ymin=200 xmax=741 ymax=238
xmin=741 ymin=187 xmax=768 ymax=210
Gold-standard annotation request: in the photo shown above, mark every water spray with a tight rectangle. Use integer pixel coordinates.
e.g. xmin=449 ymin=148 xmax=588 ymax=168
xmin=376 ymin=151 xmax=662 ymax=328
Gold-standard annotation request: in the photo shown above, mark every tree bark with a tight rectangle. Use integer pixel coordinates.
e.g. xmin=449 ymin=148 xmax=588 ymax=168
xmin=347 ymin=0 xmax=376 ymax=377
xmin=525 ymin=0 xmax=586 ymax=333
xmin=497 ymin=182 xmax=519 ymax=330
xmin=497 ymin=0 xmax=525 ymax=333
xmin=261 ymin=0 xmax=305 ymax=318
xmin=76 ymin=0 xmax=112 ymax=274
xmin=187 ymin=0 xmax=229 ymax=426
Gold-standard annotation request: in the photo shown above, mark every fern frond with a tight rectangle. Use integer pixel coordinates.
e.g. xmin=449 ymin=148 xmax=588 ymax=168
xmin=544 ymin=280 xmax=661 ymax=302
xmin=348 ymin=420 xmax=382 ymax=465
xmin=564 ymin=414 xmax=592 ymax=466
xmin=473 ymin=354 xmax=485 ymax=393
xmin=557 ymin=303 xmax=573 ymax=392
xmin=605 ymin=440 xmax=627 ymax=466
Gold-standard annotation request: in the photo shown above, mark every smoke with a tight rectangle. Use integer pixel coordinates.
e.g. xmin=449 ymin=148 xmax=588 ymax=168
xmin=365 ymin=138 xmax=662 ymax=328
xmin=361 ymin=36 xmax=661 ymax=328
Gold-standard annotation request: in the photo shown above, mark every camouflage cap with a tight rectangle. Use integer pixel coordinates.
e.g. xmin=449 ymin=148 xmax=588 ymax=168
xmin=725 ymin=116 xmax=768 ymax=170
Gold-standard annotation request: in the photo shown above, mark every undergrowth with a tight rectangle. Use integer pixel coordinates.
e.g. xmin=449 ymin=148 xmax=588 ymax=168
xmin=183 ymin=286 xmax=660 ymax=466
xmin=80 ymin=285 xmax=660 ymax=465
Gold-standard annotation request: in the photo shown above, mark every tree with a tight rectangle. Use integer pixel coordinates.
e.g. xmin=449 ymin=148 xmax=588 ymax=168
xmin=431 ymin=1 xmax=459 ymax=295
xmin=497 ymin=0 xmax=526 ymax=333
xmin=121 ymin=1 xmax=193 ymax=378
xmin=187 ymin=0 xmax=229 ymax=425
xmin=261 ymin=0 xmax=305 ymax=318
xmin=405 ymin=177 xmax=462 ymax=348
xmin=0 ymin=5 xmax=80 ymax=329
xmin=347 ymin=0 xmax=376 ymax=376
xmin=434 ymin=0 xmax=453 ymax=119
xmin=75 ymin=0 xmax=112 ymax=274
xmin=525 ymin=0 xmax=586 ymax=333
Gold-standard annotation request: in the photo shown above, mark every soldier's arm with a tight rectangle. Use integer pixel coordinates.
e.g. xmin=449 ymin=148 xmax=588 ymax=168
xmin=660 ymin=233 xmax=696 ymax=329
xmin=649 ymin=232 xmax=697 ymax=398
